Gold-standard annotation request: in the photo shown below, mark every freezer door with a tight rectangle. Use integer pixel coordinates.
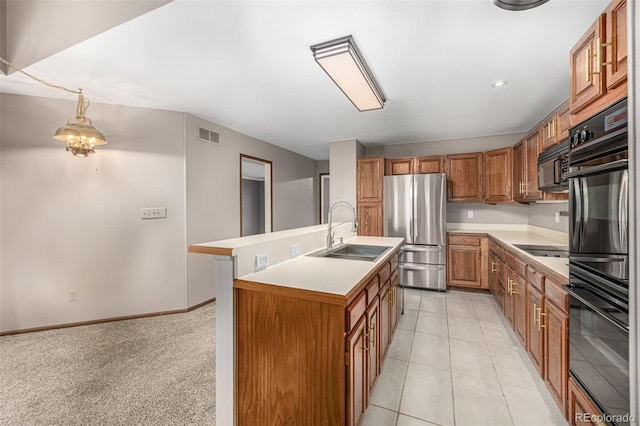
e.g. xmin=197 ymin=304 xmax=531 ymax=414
xmin=400 ymin=262 xmax=447 ymax=291
xmin=413 ymin=173 xmax=447 ymax=246
xmin=384 ymin=175 xmax=414 ymax=243
xmin=401 ymin=244 xmax=446 ymax=264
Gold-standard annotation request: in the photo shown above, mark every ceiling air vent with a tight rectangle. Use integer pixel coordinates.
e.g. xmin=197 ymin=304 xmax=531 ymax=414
xmin=197 ymin=126 xmax=220 ymax=145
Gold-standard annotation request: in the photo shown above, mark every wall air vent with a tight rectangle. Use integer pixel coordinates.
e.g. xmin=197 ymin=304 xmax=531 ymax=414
xmin=197 ymin=126 xmax=220 ymax=145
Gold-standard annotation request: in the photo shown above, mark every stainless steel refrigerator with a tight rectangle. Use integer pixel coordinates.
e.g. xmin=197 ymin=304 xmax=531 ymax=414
xmin=384 ymin=173 xmax=447 ymax=291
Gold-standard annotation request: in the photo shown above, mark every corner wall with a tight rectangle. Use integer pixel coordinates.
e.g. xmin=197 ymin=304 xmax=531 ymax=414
xmin=0 ymin=94 xmax=187 ymax=332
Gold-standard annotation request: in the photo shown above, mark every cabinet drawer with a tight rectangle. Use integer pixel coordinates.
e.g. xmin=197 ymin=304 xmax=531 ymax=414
xmin=365 ymin=276 xmax=380 ymax=306
xmin=448 ymin=235 xmax=481 ymax=246
xmin=378 ymin=262 xmax=391 ymax=284
xmin=390 ymin=254 xmax=398 ymax=273
xmin=347 ymin=291 xmax=367 ymax=333
xmin=526 ymin=266 xmax=545 ymax=292
xmin=504 ymin=251 xmax=527 ymax=278
xmin=545 ymin=277 xmax=569 ymax=314
xmin=489 ymin=240 xmax=503 ymax=257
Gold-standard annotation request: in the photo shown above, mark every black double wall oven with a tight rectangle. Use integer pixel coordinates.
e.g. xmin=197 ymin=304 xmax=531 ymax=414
xmin=564 ymin=98 xmax=630 ymax=425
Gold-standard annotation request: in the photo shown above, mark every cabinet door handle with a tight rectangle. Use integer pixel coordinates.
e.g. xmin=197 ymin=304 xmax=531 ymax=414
xmin=491 ymin=261 xmax=498 ymax=273
xmin=537 ymin=308 xmax=546 ymax=331
xmin=363 ymin=329 xmax=369 ymax=353
xmin=507 ymin=278 xmax=512 ymax=295
xmin=370 ymin=323 xmax=376 ymax=350
xmin=533 ymin=303 xmax=539 ymax=326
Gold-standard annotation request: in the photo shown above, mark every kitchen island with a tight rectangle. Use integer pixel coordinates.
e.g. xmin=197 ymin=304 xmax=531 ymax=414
xmin=189 ymin=224 xmax=403 ymax=426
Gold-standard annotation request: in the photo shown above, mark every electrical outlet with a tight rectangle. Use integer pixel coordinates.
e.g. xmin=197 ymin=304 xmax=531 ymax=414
xmin=467 ymin=210 xmax=474 ymax=219
xmin=141 ymin=207 xmax=167 ymax=219
xmin=256 ymin=254 xmax=269 ymax=270
xmin=555 ymin=212 xmax=560 ymax=223
xmin=68 ymin=289 xmax=77 ymax=301
xmin=290 ymin=243 xmax=300 ymax=258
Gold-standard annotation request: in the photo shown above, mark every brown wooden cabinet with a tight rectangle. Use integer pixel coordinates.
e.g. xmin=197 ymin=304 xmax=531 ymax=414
xmin=416 ymin=156 xmax=445 ymax=174
xmin=235 ymin=247 xmax=400 ymax=426
xmin=357 ymin=157 xmax=384 ymax=203
xmin=570 ymin=0 xmax=627 ymax=126
xmin=605 ymin=0 xmax=627 ymax=91
xmin=358 ymin=203 xmax=383 ymax=237
xmin=385 ymin=157 xmax=415 ymax=176
xmin=568 ymin=377 xmax=603 ymax=426
xmin=347 ymin=316 xmax=368 ymax=426
xmin=484 ymin=147 xmax=513 ymax=203
xmin=526 ymin=284 xmax=545 ymax=376
xmin=540 ymin=101 xmax=570 ymax=151
xmin=513 ymin=132 xmax=567 ymax=203
xmin=544 ymin=278 xmax=569 ymax=418
xmin=570 ymin=14 xmax=606 ymax=114
xmin=447 ymin=234 xmax=488 ymax=289
xmin=446 ymin=153 xmax=484 ymax=202
xmin=357 ymin=157 xmax=384 ymax=237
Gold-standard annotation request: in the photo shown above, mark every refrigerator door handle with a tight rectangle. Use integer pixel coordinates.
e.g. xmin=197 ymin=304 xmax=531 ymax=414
xmin=400 ymin=264 xmax=446 ymax=271
xmin=402 ymin=245 xmax=445 ymax=252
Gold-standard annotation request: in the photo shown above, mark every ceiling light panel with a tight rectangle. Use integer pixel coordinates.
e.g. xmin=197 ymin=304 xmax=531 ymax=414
xmin=311 ymin=36 xmax=385 ymax=112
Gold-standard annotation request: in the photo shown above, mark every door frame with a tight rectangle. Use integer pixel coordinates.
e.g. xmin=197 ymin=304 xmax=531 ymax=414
xmin=240 ymin=154 xmax=273 ymax=236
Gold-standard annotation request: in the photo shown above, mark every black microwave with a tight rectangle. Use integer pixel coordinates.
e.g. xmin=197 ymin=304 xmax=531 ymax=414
xmin=538 ymin=140 xmax=569 ymax=192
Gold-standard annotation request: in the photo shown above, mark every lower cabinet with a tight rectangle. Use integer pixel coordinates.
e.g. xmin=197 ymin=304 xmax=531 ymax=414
xmin=235 ymin=248 xmax=399 ymax=426
xmin=568 ymin=377 xmax=603 ymax=426
xmin=447 ymin=234 xmax=488 ymax=289
xmin=487 ymin=237 xmax=570 ymax=422
xmin=545 ymin=293 xmax=569 ymax=417
xmin=526 ymin=284 xmax=545 ymax=376
xmin=347 ymin=316 xmax=368 ymax=426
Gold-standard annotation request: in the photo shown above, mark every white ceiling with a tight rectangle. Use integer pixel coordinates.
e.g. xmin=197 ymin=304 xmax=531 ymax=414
xmin=0 ymin=0 xmax=609 ymax=160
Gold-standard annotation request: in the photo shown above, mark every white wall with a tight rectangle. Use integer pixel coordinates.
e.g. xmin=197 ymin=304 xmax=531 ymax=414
xmin=0 ymin=95 xmax=320 ymax=332
xmin=329 ymin=140 xmax=364 ymax=222
xmin=0 ymin=94 xmax=187 ymax=332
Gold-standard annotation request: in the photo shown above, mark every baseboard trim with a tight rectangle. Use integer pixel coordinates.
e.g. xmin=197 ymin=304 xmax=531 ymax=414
xmin=0 ymin=297 xmax=216 ymax=337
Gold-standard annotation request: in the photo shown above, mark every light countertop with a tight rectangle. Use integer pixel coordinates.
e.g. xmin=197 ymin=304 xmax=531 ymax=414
xmin=237 ymin=236 xmax=404 ymax=297
xmin=448 ymin=225 xmax=569 ymax=281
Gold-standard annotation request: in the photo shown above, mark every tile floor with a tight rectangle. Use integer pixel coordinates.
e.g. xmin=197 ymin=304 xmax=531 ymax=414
xmin=363 ymin=288 xmax=568 ymax=426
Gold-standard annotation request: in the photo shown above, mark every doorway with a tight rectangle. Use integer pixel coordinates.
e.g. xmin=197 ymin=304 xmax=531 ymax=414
xmin=319 ymin=173 xmax=330 ymax=224
xmin=240 ymin=154 xmax=273 ymax=236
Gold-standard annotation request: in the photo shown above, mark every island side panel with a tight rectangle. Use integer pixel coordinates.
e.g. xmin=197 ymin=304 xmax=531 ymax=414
xmin=235 ymin=286 xmax=346 ymax=425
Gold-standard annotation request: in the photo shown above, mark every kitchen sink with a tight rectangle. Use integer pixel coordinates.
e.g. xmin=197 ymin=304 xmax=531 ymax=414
xmin=513 ymin=244 xmax=569 ymax=258
xmin=309 ymin=244 xmax=392 ymax=262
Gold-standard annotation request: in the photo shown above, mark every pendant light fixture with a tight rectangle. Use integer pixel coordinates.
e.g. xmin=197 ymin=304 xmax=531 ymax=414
xmin=1 ymin=57 xmax=107 ymax=157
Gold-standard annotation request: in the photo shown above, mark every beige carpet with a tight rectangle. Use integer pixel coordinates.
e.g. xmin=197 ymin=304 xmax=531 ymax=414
xmin=0 ymin=302 xmax=216 ymax=425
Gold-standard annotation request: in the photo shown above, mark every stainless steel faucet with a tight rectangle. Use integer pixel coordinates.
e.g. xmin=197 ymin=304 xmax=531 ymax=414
xmin=327 ymin=201 xmax=358 ymax=250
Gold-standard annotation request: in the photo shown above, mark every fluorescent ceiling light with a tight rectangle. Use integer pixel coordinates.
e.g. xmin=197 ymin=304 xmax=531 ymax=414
xmin=310 ymin=35 xmax=385 ymax=112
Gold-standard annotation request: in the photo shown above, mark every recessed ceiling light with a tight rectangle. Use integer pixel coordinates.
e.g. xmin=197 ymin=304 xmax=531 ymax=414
xmin=492 ymin=0 xmax=549 ymax=11
xmin=491 ymin=80 xmax=508 ymax=88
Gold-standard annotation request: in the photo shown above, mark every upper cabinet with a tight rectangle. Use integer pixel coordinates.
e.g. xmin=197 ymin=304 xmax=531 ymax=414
xmin=605 ymin=0 xmax=627 ymax=90
xmin=446 ymin=153 xmax=484 ymax=203
xmin=484 ymin=147 xmax=513 ymax=204
xmin=357 ymin=157 xmax=384 ymax=203
xmin=540 ymin=101 xmax=570 ymax=151
xmin=569 ymin=0 xmax=627 ymax=125
xmin=416 ymin=156 xmax=445 ymax=174
xmin=385 ymin=156 xmax=445 ymax=175
xmin=385 ymin=157 xmax=415 ymax=176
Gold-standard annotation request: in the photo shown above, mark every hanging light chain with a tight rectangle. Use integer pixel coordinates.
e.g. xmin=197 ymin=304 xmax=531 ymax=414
xmin=0 ymin=56 xmax=81 ymax=96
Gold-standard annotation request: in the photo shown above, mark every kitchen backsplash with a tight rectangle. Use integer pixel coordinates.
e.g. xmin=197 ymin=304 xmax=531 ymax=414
xmin=447 ymin=202 xmax=568 ymax=234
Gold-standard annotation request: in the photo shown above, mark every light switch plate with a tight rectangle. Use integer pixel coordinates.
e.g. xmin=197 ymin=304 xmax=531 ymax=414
xmin=141 ymin=207 xmax=167 ymax=219
xmin=467 ymin=210 xmax=474 ymax=219
xmin=290 ymin=243 xmax=300 ymax=258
